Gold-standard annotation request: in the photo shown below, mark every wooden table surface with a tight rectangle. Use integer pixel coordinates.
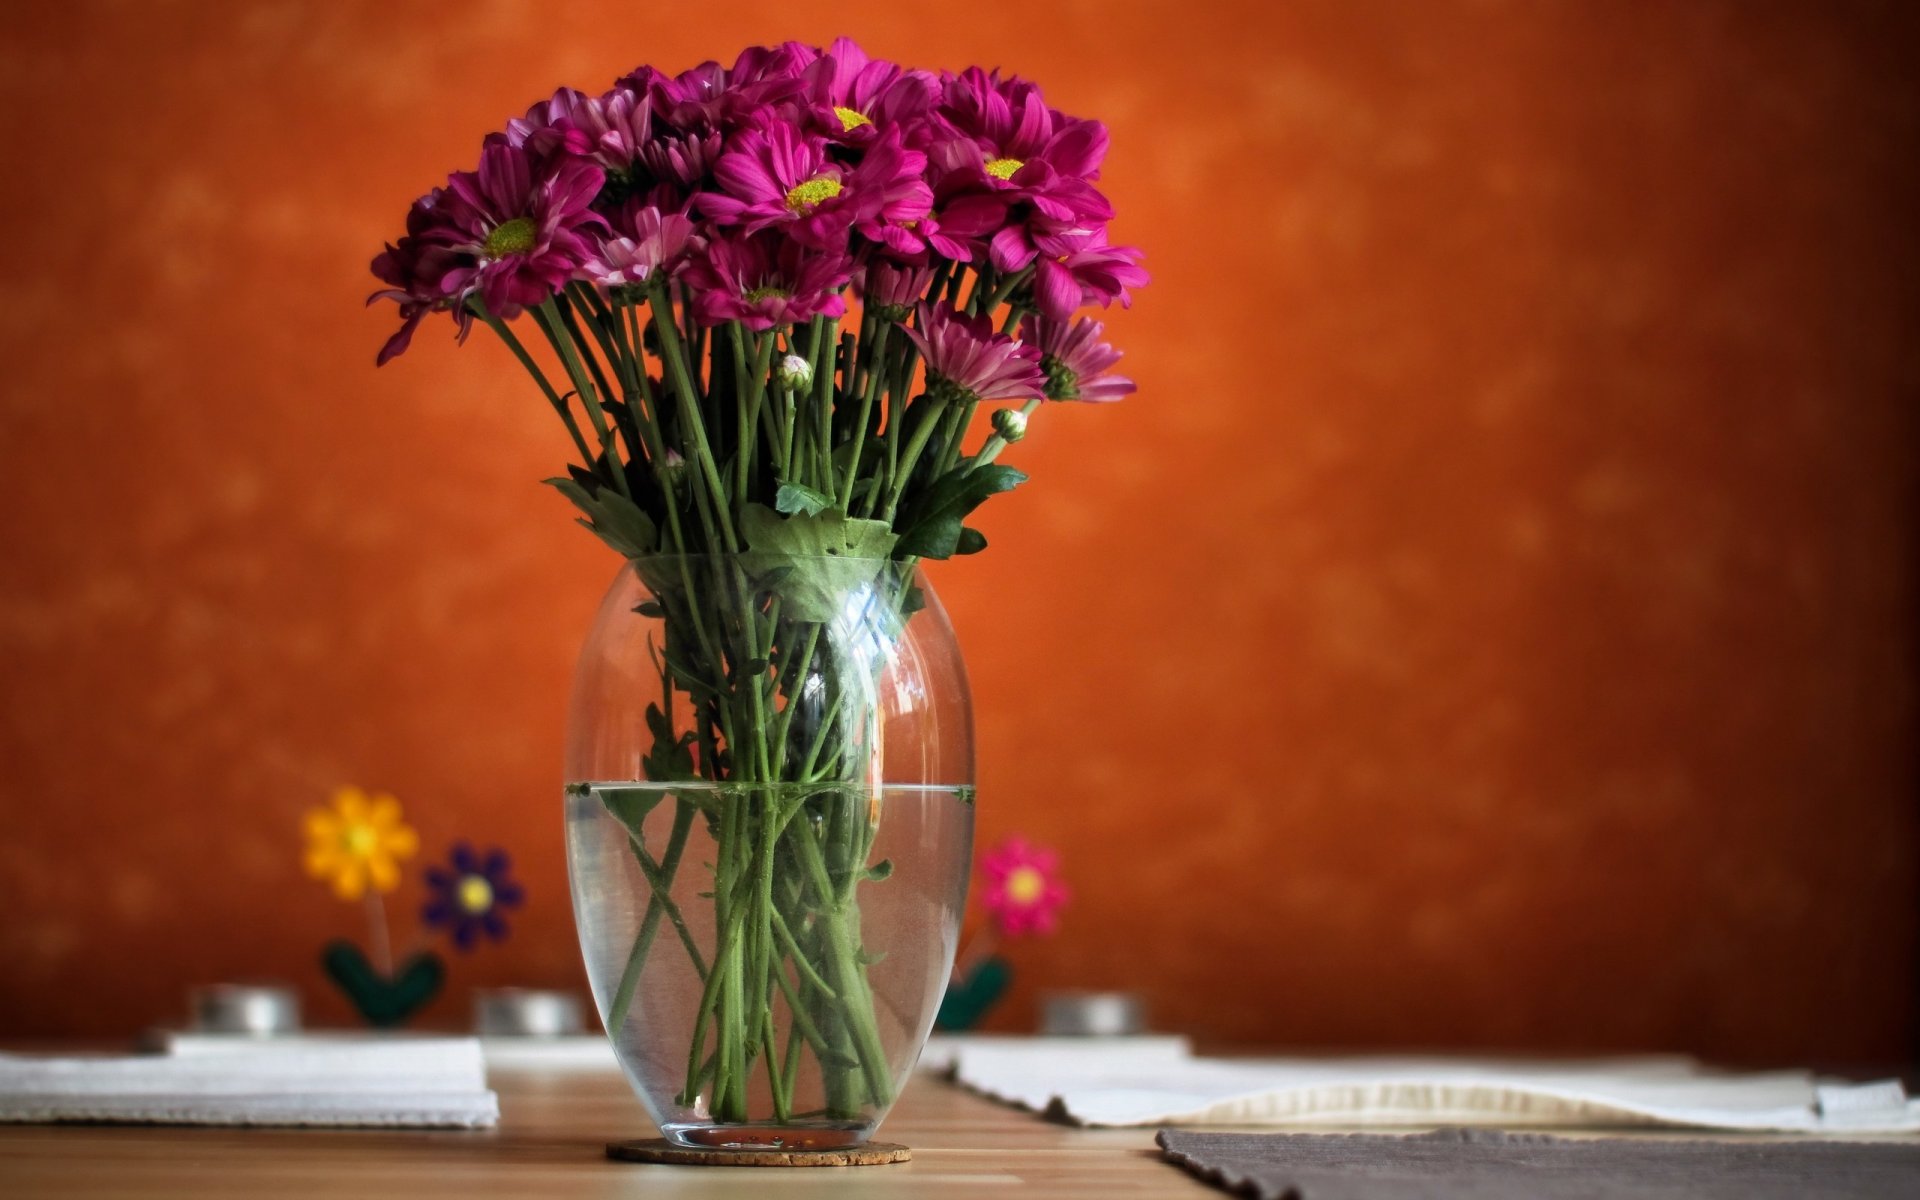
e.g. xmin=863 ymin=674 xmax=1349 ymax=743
xmin=0 ymin=1066 xmax=1203 ymax=1198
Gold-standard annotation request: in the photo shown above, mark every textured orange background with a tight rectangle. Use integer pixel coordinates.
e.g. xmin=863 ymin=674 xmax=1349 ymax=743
xmin=1 ymin=1 xmax=1915 ymax=1064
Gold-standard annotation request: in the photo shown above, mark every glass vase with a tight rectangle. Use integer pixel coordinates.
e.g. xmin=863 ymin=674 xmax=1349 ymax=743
xmin=564 ymin=554 xmax=974 ymax=1150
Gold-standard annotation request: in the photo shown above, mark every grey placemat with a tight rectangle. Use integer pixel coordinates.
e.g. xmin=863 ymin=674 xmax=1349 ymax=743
xmin=1157 ymin=1128 xmax=1920 ymax=1200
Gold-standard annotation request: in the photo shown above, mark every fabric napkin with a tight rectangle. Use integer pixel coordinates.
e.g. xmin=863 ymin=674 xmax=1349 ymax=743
xmin=162 ymin=1030 xmax=621 ymax=1073
xmin=0 ymin=1036 xmax=498 ymax=1128
xmin=1157 ymin=1128 xmax=1920 ymax=1200
xmin=946 ymin=1040 xmax=1920 ymax=1135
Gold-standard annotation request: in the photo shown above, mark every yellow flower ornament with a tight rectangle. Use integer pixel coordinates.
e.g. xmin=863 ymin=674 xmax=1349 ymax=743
xmin=303 ymin=786 xmax=419 ymax=900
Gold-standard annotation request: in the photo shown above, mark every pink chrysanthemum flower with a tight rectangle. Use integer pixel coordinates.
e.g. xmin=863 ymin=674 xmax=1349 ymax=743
xmin=1019 ymin=314 xmax=1136 ymax=402
xmin=681 ymin=232 xmax=852 ymax=330
xmin=630 ymin=44 xmax=813 ymax=133
xmin=368 ymin=188 xmax=471 ymax=364
xmin=980 ymin=837 xmax=1069 ymax=938
xmin=498 ymin=88 xmax=595 ymax=165
xmin=800 ymin=37 xmax=936 ymax=147
xmin=590 ymin=203 xmax=699 ymax=288
xmin=926 ymin=69 xmax=1115 ymax=265
xmin=565 ymin=87 xmax=654 ymax=172
xmin=639 ymin=128 xmax=725 ymax=198
xmin=932 ymin=68 xmax=1110 ymax=193
xmin=697 ymin=122 xmax=930 ymax=250
xmin=431 ymin=143 xmax=607 ymax=319
xmin=904 ymin=301 xmax=1045 ymax=405
xmin=857 ymin=259 xmax=933 ymax=320
xmin=1028 ymin=226 xmax=1150 ymax=320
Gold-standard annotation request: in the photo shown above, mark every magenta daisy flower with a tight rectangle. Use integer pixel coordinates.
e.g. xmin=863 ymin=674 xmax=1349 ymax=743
xmin=591 ymin=203 xmax=699 ymax=288
xmin=932 ymin=68 xmax=1109 ymax=188
xmin=681 ymin=232 xmax=853 ymax=330
xmin=368 ymin=188 xmax=472 ymax=365
xmin=1028 ymin=226 xmax=1150 ymax=319
xmin=858 ymin=258 xmax=933 ymax=320
xmin=799 ymin=37 xmax=936 ymax=147
xmin=904 ymin=301 xmax=1045 ymax=405
xmin=926 ymin=68 xmax=1116 ymax=270
xmin=979 ymin=837 xmax=1069 ymax=938
xmin=630 ymin=44 xmax=813 ymax=133
xmin=498 ymin=87 xmax=595 ymax=165
xmin=639 ymin=127 xmax=724 ymax=199
xmin=1019 ymin=314 xmax=1136 ymax=402
xmin=430 ymin=142 xmax=608 ymax=319
xmin=696 ymin=122 xmax=930 ymax=250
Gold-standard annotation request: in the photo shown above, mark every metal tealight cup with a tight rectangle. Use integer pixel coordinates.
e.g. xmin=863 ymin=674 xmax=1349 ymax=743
xmin=189 ymin=984 xmax=301 ymax=1036
xmin=1039 ymin=990 xmax=1147 ymax=1037
xmin=473 ymin=988 xmax=586 ymax=1038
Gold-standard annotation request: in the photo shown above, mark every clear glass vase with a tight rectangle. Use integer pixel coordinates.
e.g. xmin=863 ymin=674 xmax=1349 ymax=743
xmin=564 ymin=554 xmax=973 ymax=1150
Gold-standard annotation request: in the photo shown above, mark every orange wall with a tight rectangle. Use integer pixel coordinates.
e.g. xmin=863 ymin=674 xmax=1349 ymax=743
xmin=0 ymin=1 xmax=1914 ymax=1063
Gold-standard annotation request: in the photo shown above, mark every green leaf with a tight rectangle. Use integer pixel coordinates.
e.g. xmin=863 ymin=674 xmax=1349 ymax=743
xmin=544 ymin=477 xmax=658 ymax=559
xmin=774 ymin=480 xmax=835 ymax=517
xmin=893 ymin=465 xmax=1026 ymax=560
xmin=639 ymin=702 xmax=697 ymax=782
xmin=832 ymin=436 xmax=886 ymax=474
xmin=599 ymin=785 xmax=665 ymax=838
xmin=738 ymin=504 xmax=900 ymax=623
xmin=863 ymin=858 xmax=894 ymax=882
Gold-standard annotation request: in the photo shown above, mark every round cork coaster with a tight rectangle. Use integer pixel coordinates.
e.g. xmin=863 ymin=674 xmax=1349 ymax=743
xmin=605 ymin=1138 xmax=911 ymax=1167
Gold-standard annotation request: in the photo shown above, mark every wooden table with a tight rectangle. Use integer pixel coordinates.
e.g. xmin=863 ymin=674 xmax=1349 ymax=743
xmin=0 ymin=1067 xmax=1203 ymax=1197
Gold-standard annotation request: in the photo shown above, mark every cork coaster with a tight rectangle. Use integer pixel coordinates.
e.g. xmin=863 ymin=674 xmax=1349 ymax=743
xmin=606 ymin=1138 xmax=911 ymax=1167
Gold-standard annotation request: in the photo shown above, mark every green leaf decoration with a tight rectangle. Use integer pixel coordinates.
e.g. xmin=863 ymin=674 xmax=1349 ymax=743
xmin=322 ymin=941 xmax=445 ymax=1029
xmin=934 ymin=955 xmax=1011 ymax=1032
xmin=544 ymin=477 xmax=658 ymax=559
xmin=893 ymin=465 xmax=1027 ymax=560
xmin=739 ymin=503 xmax=899 ymax=623
xmin=774 ymin=480 xmax=835 ymax=517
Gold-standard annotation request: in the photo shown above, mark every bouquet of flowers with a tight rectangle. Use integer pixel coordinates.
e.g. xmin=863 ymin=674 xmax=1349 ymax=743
xmin=370 ymin=38 xmax=1144 ymax=1132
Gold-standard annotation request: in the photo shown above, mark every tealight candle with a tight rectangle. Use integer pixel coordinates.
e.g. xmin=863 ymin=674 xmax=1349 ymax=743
xmin=189 ymin=984 xmax=301 ymax=1036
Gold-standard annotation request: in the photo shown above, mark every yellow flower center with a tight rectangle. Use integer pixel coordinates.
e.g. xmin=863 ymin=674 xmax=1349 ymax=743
xmin=742 ymin=284 xmax=790 ymax=304
xmin=833 ymin=106 xmax=871 ymax=133
xmin=985 ymin=157 xmax=1024 ymax=181
xmin=343 ymin=825 xmax=377 ymax=858
xmin=458 ymin=875 xmax=494 ymax=914
xmin=483 ymin=216 xmax=537 ymax=258
xmin=784 ymin=174 xmax=843 ymax=212
xmin=1005 ymin=866 xmax=1045 ymax=905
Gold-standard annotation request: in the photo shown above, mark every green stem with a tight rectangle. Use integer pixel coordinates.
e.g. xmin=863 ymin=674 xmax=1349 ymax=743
xmin=838 ymin=322 xmax=888 ymax=511
xmin=474 ymin=306 xmax=595 ymax=467
xmin=534 ymin=301 xmax=631 ymax=498
xmin=606 ymin=798 xmax=698 ymax=1032
xmin=968 ymin=397 xmax=1043 ymax=470
xmin=651 ymin=286 xmax=738 ymax=551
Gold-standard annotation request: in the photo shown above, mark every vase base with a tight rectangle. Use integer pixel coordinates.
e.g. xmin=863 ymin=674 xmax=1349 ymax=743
xmin=606 ymin=1138 xmax=911 ymax=1167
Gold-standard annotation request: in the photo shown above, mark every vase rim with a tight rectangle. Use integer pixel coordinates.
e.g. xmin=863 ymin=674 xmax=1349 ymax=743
xmin=625 ymin=552 xmax=904 ymax=567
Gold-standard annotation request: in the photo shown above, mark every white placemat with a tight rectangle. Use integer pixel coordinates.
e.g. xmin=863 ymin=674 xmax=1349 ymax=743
xmin=946 ymin=1040 xmax=1920 ymax=1134
xmin=1 ymin=1037 xmax=498 ymax=1128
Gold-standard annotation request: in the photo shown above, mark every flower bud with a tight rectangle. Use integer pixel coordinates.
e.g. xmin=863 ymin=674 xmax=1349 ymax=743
xmin=659 ymin=448 xmax=687 ymax=488
xmin=776 ymin=353 xmax=813 ymax=390
xmin=991 ymin=407 xmax=1028 ymax=442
